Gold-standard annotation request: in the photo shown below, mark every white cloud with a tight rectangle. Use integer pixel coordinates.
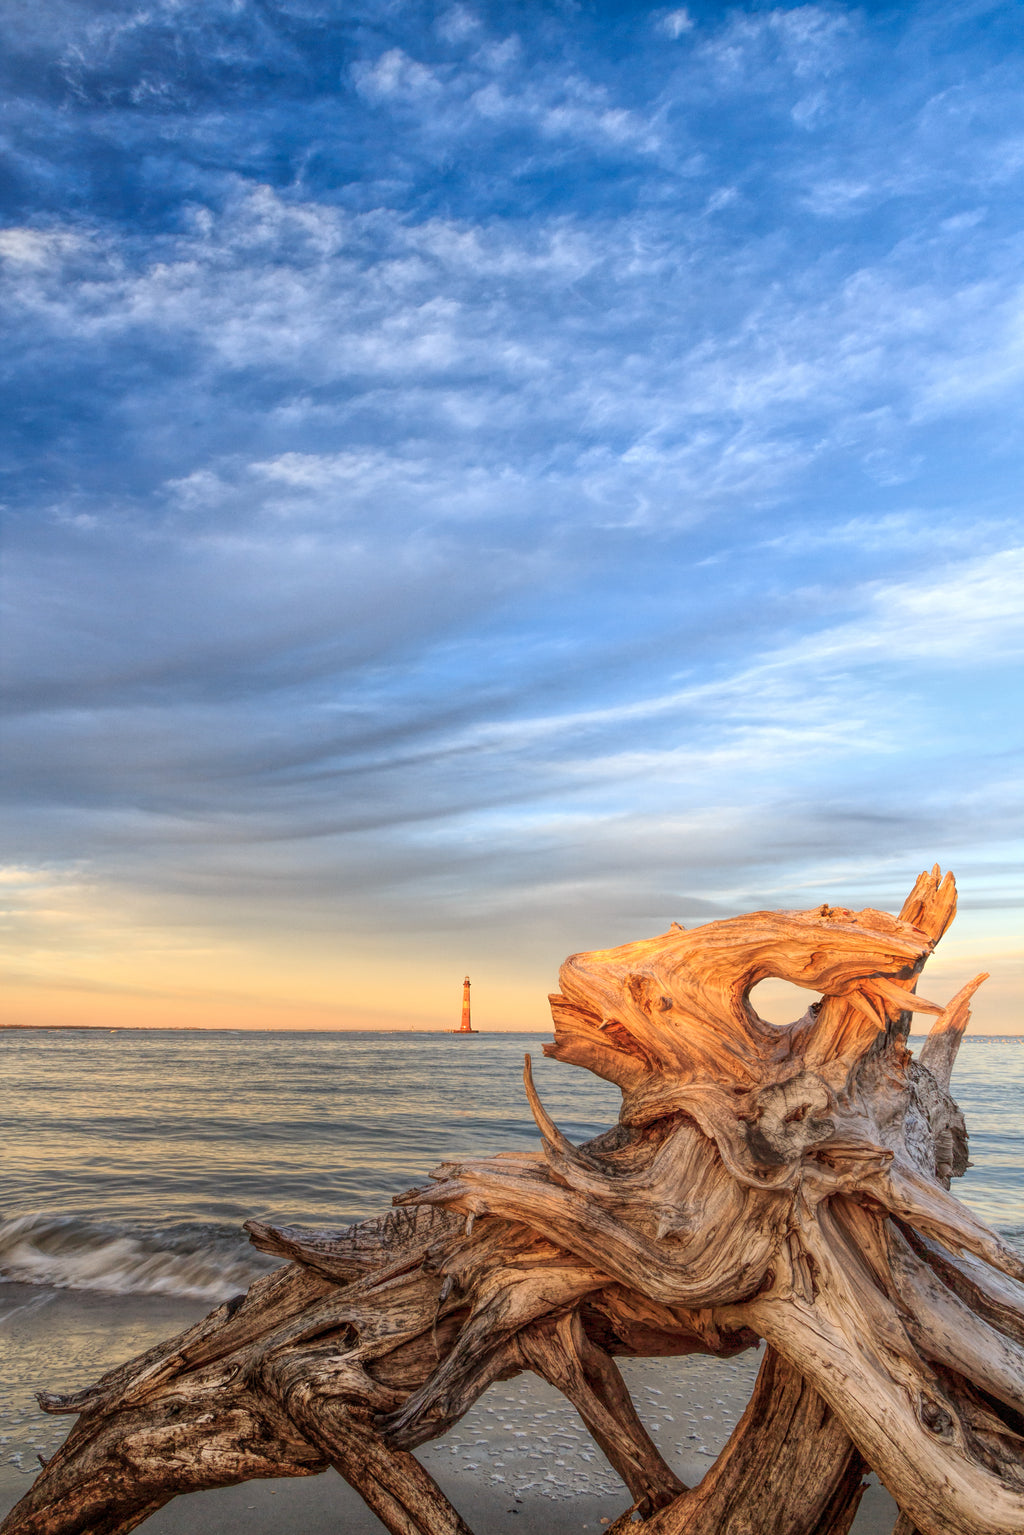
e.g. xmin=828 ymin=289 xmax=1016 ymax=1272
xmin=856 ymin=547 xmax=1024 ymax=661
xmin=353 ymin=48 xmax=442 ymax=102
xmin=3 ymin=0 xmax=1023 ymax=1025
xmin=699 ymin=6 xmax=855 ymax=83
xmin=660 ymin=547 xmax=1024 ymax=694
xmin=437 ymin=5 xmax=481 ymax=44
xmin=801 ymin=178 xmax=876 ymax=216
xmin=165 ymin=469 xmax=234 ymax=509
xmin=4 ymin=161 xmax=1023 ymax=540
xmin=469 ymin=78 xmax=658 ymax=150
xmin=661 ymin=10 xmax=694 ymax=41
xmin=399 ymin=546 xmax=1024 ymax=798
xmin=0 ymin=227 xmax=87 ymax=267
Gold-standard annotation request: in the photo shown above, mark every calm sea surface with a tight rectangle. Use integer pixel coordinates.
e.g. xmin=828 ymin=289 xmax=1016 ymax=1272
xmin=1 ymin=1029 xmax=1022 ymax=1299
xmin=0 ymin=1031 xmax=1019 ymax=1295
xmin=1 ymin=1031 xmax=627 ymax=1300
xmin=0 ymin=1029 xmax=1021 ymax=1489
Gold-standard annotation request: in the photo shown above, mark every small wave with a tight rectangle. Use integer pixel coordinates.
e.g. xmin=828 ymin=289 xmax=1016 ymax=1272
xmin=0 ymin=1214 xmax=276 ymax=1302
xmin=1000 ymin=1226 xmax=1024 ymax=1258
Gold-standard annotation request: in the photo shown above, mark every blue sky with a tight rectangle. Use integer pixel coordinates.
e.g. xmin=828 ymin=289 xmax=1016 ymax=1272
xmin=2 ymin=0 xmax=1022 ymax=1031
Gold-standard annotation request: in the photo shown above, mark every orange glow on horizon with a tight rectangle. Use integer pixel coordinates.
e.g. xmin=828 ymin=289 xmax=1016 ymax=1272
xmin=3 ymin=864 xmax=1022 ymax=1034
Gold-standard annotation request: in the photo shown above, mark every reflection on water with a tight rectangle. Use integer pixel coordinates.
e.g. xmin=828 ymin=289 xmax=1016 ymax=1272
xmin=2 ymin=1031 xmax=621 ymax=1235
xmin=3 ymin=1029 xmax=1019 ymax=1245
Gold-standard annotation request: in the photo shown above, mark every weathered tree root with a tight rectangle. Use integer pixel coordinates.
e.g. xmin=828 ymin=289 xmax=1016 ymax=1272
xmin=3 ymin=867 xmax=1022 ymax=1535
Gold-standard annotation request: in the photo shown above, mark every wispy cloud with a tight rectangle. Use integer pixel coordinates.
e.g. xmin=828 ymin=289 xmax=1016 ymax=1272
xmin=1 ymin=0 xmax=1022 ymax=1029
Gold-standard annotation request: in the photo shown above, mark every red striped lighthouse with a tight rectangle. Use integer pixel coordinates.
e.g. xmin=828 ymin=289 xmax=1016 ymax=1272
xmin=453 ymin=975 xmax=477 ymax=1033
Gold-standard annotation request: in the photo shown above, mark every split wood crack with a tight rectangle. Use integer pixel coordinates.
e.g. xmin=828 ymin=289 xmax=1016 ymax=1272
xmin=4 ymin=866 xmax=1022 ymax=1535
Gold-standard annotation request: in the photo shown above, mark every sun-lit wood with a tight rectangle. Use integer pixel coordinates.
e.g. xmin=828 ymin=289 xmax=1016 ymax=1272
xmin=3 ymin=867 xmax=1021 ymax=1535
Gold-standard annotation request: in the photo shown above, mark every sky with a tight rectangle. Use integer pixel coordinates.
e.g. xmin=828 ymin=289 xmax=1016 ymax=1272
xmin=1 ymin=0 xmax=1022 ymax=1034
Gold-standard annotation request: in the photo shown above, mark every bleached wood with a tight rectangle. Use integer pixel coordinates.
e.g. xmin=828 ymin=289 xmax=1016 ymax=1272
xmin=3 ymin=866 xmax=1020 ymax=1535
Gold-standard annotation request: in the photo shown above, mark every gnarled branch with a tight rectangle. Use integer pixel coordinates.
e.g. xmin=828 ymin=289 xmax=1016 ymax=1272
xmin=3 ymin=866 xmax=1020 ymax=1535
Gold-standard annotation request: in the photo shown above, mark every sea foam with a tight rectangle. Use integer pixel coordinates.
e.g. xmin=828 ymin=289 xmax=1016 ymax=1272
xmin=0 ymin=1214 xmax=274 ymax=1302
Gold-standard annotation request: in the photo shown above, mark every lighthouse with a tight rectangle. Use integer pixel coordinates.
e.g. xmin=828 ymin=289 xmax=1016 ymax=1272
xmin=452 ymin=975 xmax=478 ymax=1033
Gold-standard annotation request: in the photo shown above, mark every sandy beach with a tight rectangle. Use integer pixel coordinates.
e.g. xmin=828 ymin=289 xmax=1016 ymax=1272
xmin=0 ymin=1469 xmax=899 ymax=1535
xmin=0 ymin=1288 xmax=897 ymax=1533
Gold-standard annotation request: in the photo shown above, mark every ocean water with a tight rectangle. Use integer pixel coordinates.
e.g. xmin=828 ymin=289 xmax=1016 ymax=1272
xmin=3 ymin=1029 xmax=1021 ymax=1296
xmin=1 ymin=1031 xmax=625 ymax=1300
xmin=1 ymin=1029 xmax=1021 ymax=1491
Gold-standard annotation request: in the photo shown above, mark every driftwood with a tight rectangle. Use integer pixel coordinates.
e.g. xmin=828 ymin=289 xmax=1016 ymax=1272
xmin=3 ymin=866 xmax=1023 ymax=1535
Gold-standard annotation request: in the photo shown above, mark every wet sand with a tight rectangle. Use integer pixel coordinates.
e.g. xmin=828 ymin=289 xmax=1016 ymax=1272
xmin=0 ymin=1287 xmax=897 ymax=1532
xmin=0 ymin=1469 xmax=898 ymax=1535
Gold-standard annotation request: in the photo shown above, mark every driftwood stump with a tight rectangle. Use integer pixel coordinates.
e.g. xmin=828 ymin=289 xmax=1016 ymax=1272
xmin=4 ymin=867 xmax=1023 ymax=1535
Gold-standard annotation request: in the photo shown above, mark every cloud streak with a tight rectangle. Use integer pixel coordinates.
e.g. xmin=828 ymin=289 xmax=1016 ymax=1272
xmin=1 ymin=0 xmax=1022 ymax=1030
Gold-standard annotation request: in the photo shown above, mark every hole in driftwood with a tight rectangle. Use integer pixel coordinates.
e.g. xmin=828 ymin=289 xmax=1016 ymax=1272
xmin=748 ymin=979 xmax=821 ymax=1027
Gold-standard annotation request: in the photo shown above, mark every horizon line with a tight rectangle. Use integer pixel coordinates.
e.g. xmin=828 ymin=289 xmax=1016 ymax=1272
xmin=2 ymin=1024 xmax=1020 ymax=1040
